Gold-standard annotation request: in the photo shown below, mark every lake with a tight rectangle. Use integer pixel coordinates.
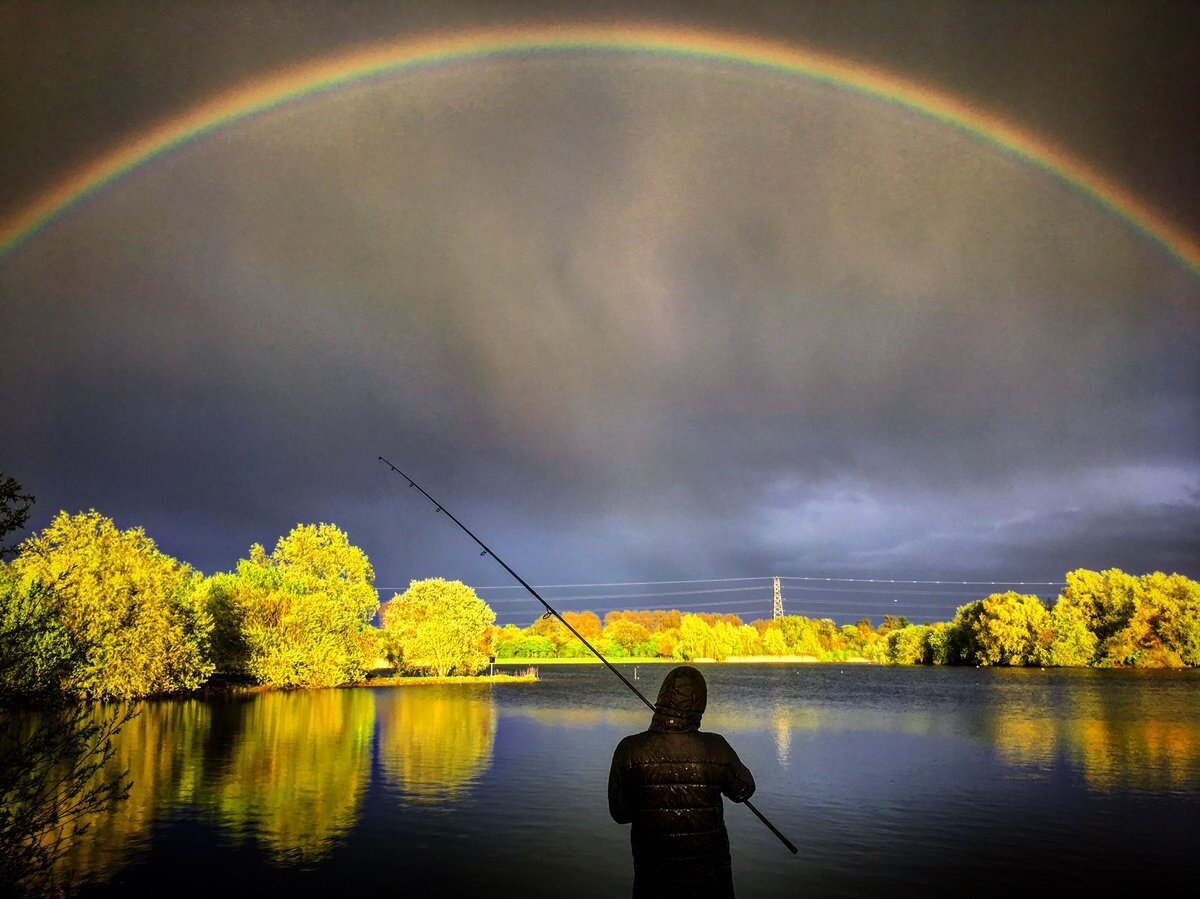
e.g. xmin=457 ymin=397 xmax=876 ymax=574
xmin=55 ymin=665 xmax=1200 ymax=896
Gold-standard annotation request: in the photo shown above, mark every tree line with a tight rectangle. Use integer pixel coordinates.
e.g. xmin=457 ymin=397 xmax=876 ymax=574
xmin=2 ymin=508 xmax=507 ymax=700
xmin=4 ymin=482 xmax=1199 ymax=706
xmin=489 ymin=572 xmax=1199 ymax=668
xmin=884 ymin=572 xmax=1200 ymax=668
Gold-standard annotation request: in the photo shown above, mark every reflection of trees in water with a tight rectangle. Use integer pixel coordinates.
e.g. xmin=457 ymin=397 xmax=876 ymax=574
xmin=0 ymin=705 xmax=130 ymax=896
xmin=26 ymin=691 xmax=377 ymax=879
xmin=711 ymin=706 xmax=937 ymax=736
xmin=203 ymin=690 xmax=374 ymax=862
xmin=505 ymin=702 xmax=940 ymax=769
xmin=46 ymin=700 xmax=209 ymax=889
xmin=986 ymin=673 xmax=1200 ymax=790
xmin=377 ymin=688 xmax=496 ymax=804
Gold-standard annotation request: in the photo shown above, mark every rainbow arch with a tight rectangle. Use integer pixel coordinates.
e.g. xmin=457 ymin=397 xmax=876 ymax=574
xmin=2 ymin=23 xmax=1198 ymax=276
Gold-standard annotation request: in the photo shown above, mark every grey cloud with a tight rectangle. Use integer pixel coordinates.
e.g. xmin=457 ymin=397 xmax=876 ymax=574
xmin=3 ymin=53 xmax=1197 ymax=594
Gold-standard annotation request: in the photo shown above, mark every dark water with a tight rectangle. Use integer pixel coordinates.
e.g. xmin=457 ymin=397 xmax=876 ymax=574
xmin=57 ymin=665 xmax=1200 ymax=896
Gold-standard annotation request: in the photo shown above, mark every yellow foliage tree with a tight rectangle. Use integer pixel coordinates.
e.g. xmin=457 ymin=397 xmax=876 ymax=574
xmin=1058 ymin=569 xmax=1138 ymax=653
xmin=971 ymin=592 xmax=1051 ymax=666
xmin=603 ymin=618 xmax=651 ymax=655
xmin=382 ymin=579 xmax=495 ymax=677
xmin=14 ymin=511 xmax=212 ymax=697
xmin=208 ymin=523 xmax=379 ymax=687
xmin=678 ymin=615 xmax=714 ymax=660
xmin=761 ymin=627 xmax=788 ymax=656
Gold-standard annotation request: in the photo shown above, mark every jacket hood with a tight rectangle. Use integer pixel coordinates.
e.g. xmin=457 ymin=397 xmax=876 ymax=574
xmin=649 ymin=665 xmax=707 ymax=732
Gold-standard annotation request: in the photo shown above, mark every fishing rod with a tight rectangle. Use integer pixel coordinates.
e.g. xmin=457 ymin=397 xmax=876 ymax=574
xmin=378 ymin=456 xmax=798 ymax=855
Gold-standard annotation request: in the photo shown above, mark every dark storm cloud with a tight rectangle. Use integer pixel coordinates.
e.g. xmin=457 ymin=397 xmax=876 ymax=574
xmin=3 ymin=2 xmax=1198 ymax=235
xmin=2 ymin=2 xmax=1198 ymax=610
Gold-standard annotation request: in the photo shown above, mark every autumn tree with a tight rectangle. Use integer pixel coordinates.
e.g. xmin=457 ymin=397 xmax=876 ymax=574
xmin=503 ymin=634 xmax=556 ymax=658
xmin=383 ymin=579 xmax=495 ymax=677
xmin=488 ymin=624 xmax=521 ymax=658
xmin=603 ymin=618 xmax=651 ymax=656
xmin=13 ymin=511 xmax=212 ymax=698
xmin=886 ymin=624 xmax=931 ymax=665
xmin=970 ymin=593 xmax=1052 ymax=667
xmin=734 ymin=624 xmax=761 ymax=656
xmin=1100 ymin=571 xmax=1200 ymax=667
xmin=877 ymin=614 xmax=912 ymax=635
xmin=939 ymin=601 xmax=985 ymax=665
xmin=656 ymin=628 xmax=681 ymax=659
xmin=209 ymin=523 xmax=379 ymax=687
xmin=1042 ymin=600 xmax=1097 ymax=667
xmin=760 ymin=627 xmax=788 ymax=656
xmin=677 ymin=615 xmax=714 ymax=661
xmin=605 ymin=610 xmax=681 ymax=634
xmin=528 ymin=614 xmax=575 ymax=656
xmin=925 ymin=622 xmax=955 ymax=665
xmin=1057 ymin=569 xmax=1138 ymax=656
xmin=562 ymin=611 xmax=602 ymax=641
xmin=1048 ymin=569 xmax=1200 ymax=667
xmin=1141 ymin=572 xmax=1200 ymax=666
xmin=777 ymin=616 xmax=823 ymax=657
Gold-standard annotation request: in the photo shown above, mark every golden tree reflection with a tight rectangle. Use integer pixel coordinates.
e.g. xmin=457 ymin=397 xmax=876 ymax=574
xmin=55 ymin=700 xmax=210 ymax=888
xmin=1061 ymin=683 xmax=1200 ymax=790
xmin=376 ymin=687 xmax=496 ymax=804
xmin=204 ymin=690 xmax=374 ymax=861
xmin=986 ymin=673 xmax=1200 ymax=790
xmin=990 ymin=710 xmax=1059 ymax=771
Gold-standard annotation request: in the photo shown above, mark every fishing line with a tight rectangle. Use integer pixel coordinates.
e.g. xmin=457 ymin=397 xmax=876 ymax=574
xmin=381 ymin=460 xmax=417 ymax=578
xmin=377 ymin=456 xmax=798 ymax=856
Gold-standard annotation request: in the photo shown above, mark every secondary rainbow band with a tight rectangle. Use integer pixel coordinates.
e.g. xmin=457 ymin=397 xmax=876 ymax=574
xmin=2 ymin=23 xmax=1198 ymax=277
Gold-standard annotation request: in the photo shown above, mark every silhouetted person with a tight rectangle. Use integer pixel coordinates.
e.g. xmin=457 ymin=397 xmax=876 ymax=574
xmin=608 ymin=665 xmax=756 ymax=898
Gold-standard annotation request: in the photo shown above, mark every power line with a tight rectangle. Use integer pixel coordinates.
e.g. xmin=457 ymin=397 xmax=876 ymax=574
xmin=499 ymin=598 xmax=767 ymax=611
xmin=377 ymin=573 xmax=1064 ymax=592
xmin=378 ymin=584 xmax=1045 ymax=605
xmin=479 ymin=585 xmax=767 ymax=603
xmin=780 ymin=584 xmax=1033 ymax=597
xmin=374 ymin=580 xmax=767 ymax=593
xmin=492 ymin=597 xmax=1027 ymax=615
xmin=779 ymin=575 xmax=1064 ymax=586
xmin=476 ymin=584 xmax=1041 ymax=603
xmin=377 ymin=571 xmax=1061 ymax=624
xmin=473 ymin=576 xmax=774 ymax=590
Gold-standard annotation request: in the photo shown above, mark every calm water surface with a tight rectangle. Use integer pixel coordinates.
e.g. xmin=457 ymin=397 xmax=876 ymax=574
xmin=61 ymin=665 xmax=1199 ymax=897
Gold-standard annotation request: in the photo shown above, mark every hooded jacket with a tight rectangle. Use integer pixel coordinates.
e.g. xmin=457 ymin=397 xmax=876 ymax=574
xmin=608 ymin=666 xmax=756 ymax=896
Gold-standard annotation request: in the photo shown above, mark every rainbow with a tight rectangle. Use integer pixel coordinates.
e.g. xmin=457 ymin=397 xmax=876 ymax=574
xmin=2 ymin=23 xmax=1198 ymax=276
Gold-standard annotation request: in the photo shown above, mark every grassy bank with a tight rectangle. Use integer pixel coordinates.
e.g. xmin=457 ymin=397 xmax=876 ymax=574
xmin=361 ymin=672 xmax=539 ymax=686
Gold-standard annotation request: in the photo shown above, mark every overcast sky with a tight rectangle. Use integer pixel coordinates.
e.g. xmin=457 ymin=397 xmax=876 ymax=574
xmin=2 ymin=1 xmax=1197 ymax=625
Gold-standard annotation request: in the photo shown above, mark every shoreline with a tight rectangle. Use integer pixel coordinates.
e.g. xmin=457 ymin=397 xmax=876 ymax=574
xmin=358 ymin=672 xmax=539 ymax=686
xmin=193 ymin=672 xmax=540 ymax=695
